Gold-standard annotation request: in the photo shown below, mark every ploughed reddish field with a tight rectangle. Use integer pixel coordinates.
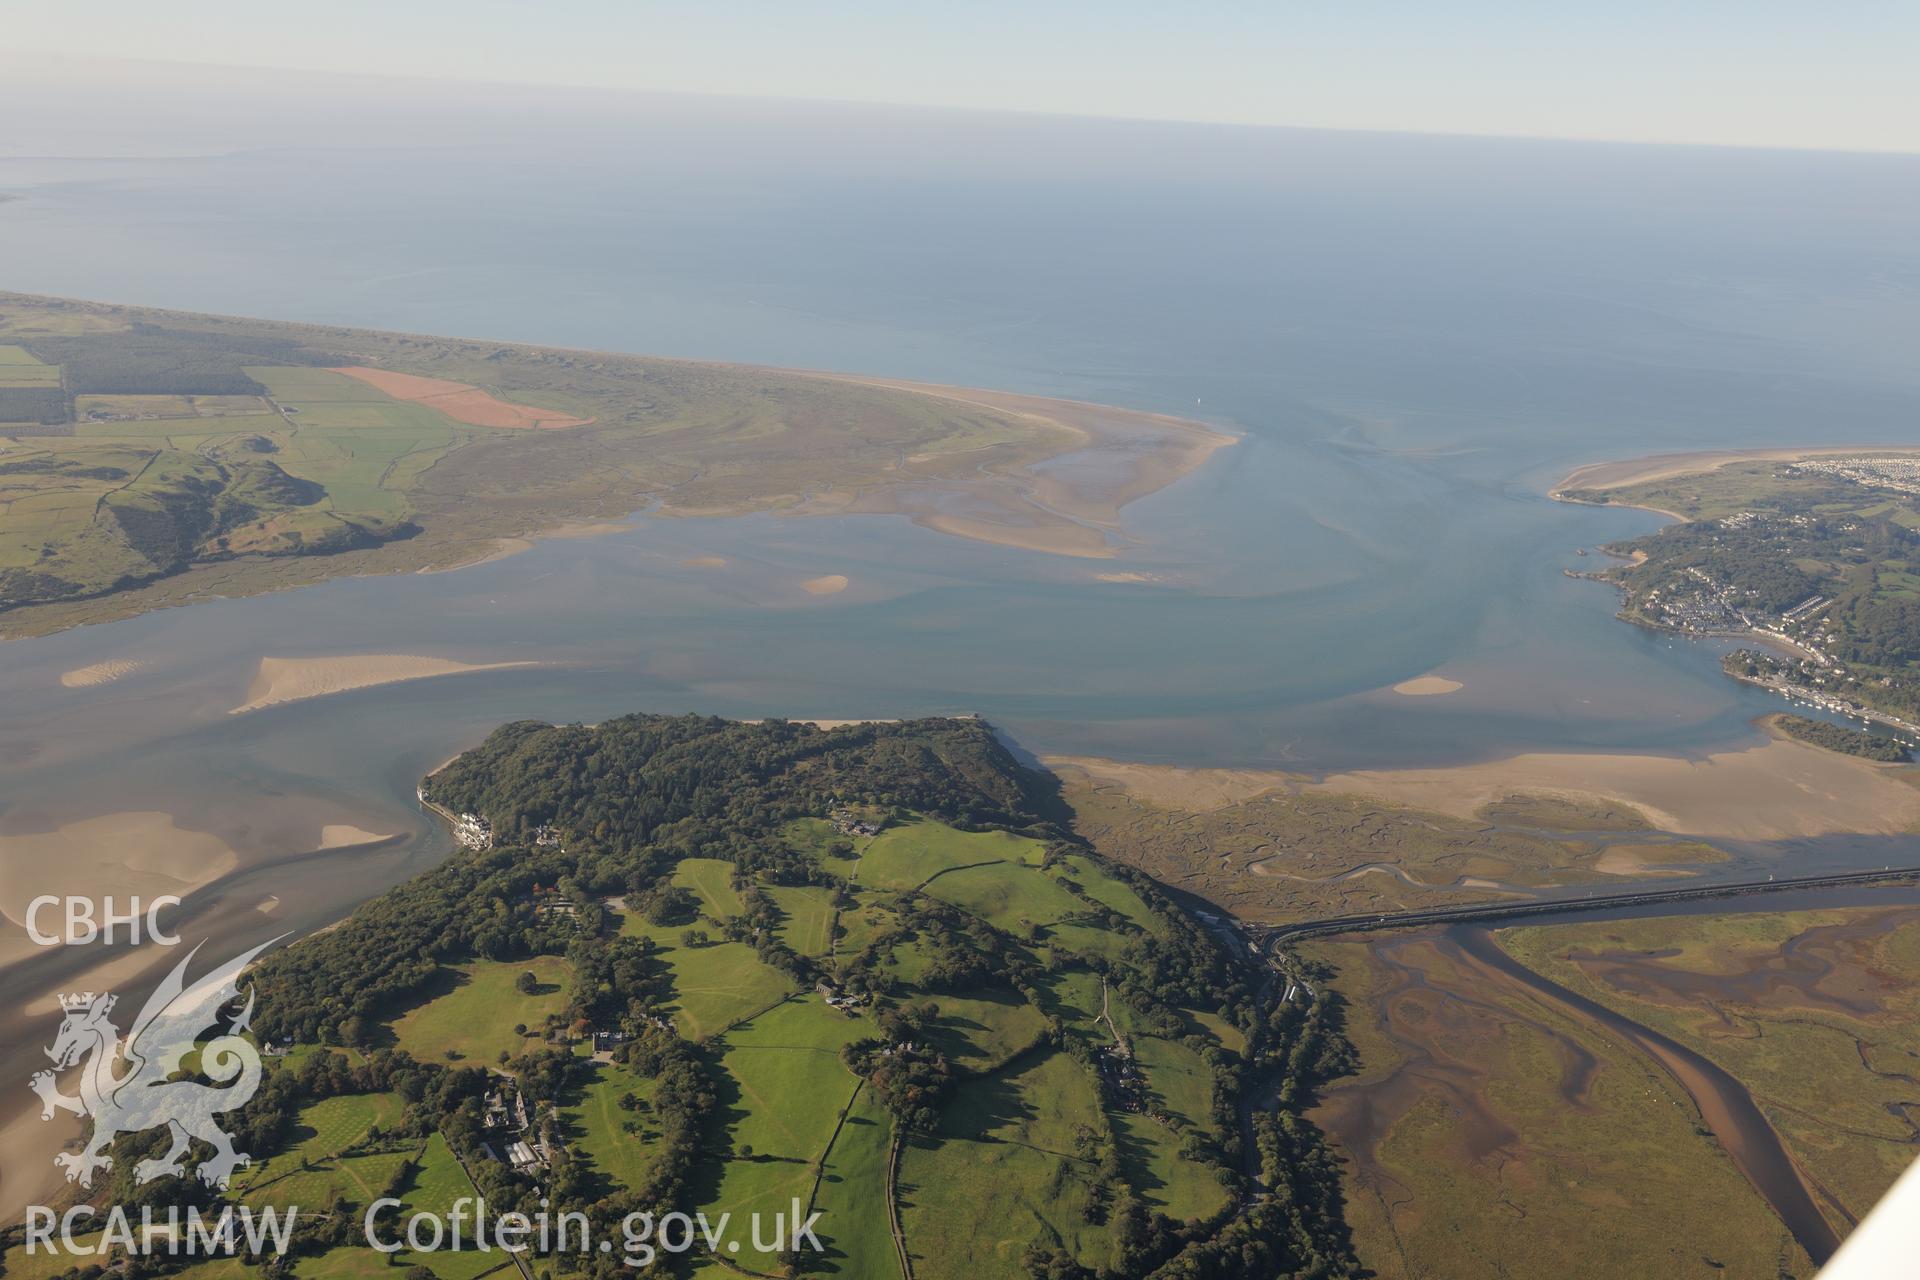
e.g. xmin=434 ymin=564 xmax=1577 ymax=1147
xmin=330 ymin=365 xmax=594 ymax=428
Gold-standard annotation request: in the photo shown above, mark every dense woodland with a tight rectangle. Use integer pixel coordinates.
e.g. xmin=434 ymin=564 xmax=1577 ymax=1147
xmin=1769 ymin=712 xmax=1911 ymax=761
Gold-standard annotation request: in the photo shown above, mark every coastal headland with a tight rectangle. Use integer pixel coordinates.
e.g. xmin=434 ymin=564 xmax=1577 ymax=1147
xmin=1554 ymin=444 xmax=1920 ymax=740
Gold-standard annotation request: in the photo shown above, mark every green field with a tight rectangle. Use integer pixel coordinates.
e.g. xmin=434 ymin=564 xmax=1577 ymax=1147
xmin=702 ymin=997 xmax=873 ymax=1268
xmin=920 ymin=862 xmax=1089 ymax=940
xmin=560 ymin=1061 xmax=662 ymax=1198
xmin=237 ymin=1091 xmax=408 ymax=1211
xmin=901 ymin=1049 xmax=1129 ymax=1279
xmin=1056 ymin=855 xmax=1163 ymax=933
xmin=620 ymin=912 xmax=797 ymax=1039
xmin=673 ymin=856 xmax=746 ymax=919
xmin=808 ymin=1084 xmax=898 ymax=1280
xmin=1134 ymin=1037 xmax=1216 ymax=1134
xmin=386 ymin=1134 xmax=504 ymax=1280
xmin=1116 ymin=1037 xmax=1232 ymax=1220
xmin=917 ymin=988 xmax=1050 ymax=1070
xmin=390 ymin=956 xmax=571 ymax=1062
xmin=855 ymin=820 xmax=1046 ymax=891
xmin=1185 ymin=1007 xmax=1247 ymax=1055
xmin=831 ymin=894 xmax=898 ymax=964
xmin=767 ymin=883 xmax=837 ymax=956
xmin=0 ymin=345 xmax=59 ymax=386
xmin=938 ymin=1049 xmax=1104 ymax=1154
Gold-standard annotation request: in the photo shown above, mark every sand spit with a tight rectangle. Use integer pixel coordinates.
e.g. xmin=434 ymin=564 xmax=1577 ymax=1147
xmin=801 ymin=372 xmax=1234 ymax=559
xmin=1554 ymin=445 xmax=1920 ymax=497
xmin=800 ymin=574 xmax=850 ymax=595
xmin=1048 ymin=736 xmax=1920 ymax=841
xmin=330 ymin=365 xmax=594 ymax=429
xmin=230 ymin=654 xmax=540 ymax=714
xmin=59 ymin=658 xmax=146 ymax=688
xmin=1391 ymin=675 xmax=1463 ymax=697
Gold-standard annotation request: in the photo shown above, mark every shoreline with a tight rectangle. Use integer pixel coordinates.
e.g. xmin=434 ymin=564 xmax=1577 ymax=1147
xmin=1551 ymin=444 xmax=1920 ymax=500
xmin=1045 ymin=725 xmax=1920 ymax=841
xmin=0 ymin=291 xmax=1234 ymax=640
xmin=1553 ymin=442 xmax=1920 ymax=732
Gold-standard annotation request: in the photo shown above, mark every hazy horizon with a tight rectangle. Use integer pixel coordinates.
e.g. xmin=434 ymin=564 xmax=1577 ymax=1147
xmin=4 ymin=0 xmax=1917 ymax=159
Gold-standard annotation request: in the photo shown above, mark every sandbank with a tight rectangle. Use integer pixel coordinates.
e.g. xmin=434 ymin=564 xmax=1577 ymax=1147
xmin=230 ymin=654 xmax=540 ymax=714
xmin=0 ymin=811 xmax=238 ymax=939
xmin=1391 ymin=675 xmax=1463 ymax=697
xmin=59 ymin=658 xmax=146 ymax=688
xmin=1049 ymin=735 xmax=1920 ymax=841
xmin=319 ymin=824 xmax=395 ymax=849
xmin=917 ymin=514 xmax=1115 ymax=558
xmin=681 ymin=555 xmax=729 ymax=568
xmin=1314 ymin=738 xmax=1920 ymax=840
xmin=800 ymin=574 xmax=850 ymax=595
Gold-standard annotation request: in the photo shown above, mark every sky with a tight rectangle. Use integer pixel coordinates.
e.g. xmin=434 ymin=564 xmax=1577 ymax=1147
xmin=5 ymin=0 xmax=1918 ymax=153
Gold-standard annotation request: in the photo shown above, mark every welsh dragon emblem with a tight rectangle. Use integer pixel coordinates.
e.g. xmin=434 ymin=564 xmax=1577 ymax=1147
xmin=30 ymin=937 xmax=282 ymax=1189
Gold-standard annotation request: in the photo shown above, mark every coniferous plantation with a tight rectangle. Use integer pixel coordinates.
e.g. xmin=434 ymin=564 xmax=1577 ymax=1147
xmin=14 ymin=715 xmax=1355 ymax=1280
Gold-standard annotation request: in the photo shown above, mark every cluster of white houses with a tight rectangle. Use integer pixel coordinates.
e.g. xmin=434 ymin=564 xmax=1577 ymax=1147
xmin=452 ymin=812 xmax=493 ymax=850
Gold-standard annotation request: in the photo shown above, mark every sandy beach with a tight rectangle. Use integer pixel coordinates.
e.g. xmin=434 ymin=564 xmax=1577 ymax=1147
xmin=230 ymin=654 xmax=540 ymax=714
xmin=1048 ymin=734 xmax=1920 ymax=841
xmin=1554 ymin=445 xmax=1920 ymax=497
